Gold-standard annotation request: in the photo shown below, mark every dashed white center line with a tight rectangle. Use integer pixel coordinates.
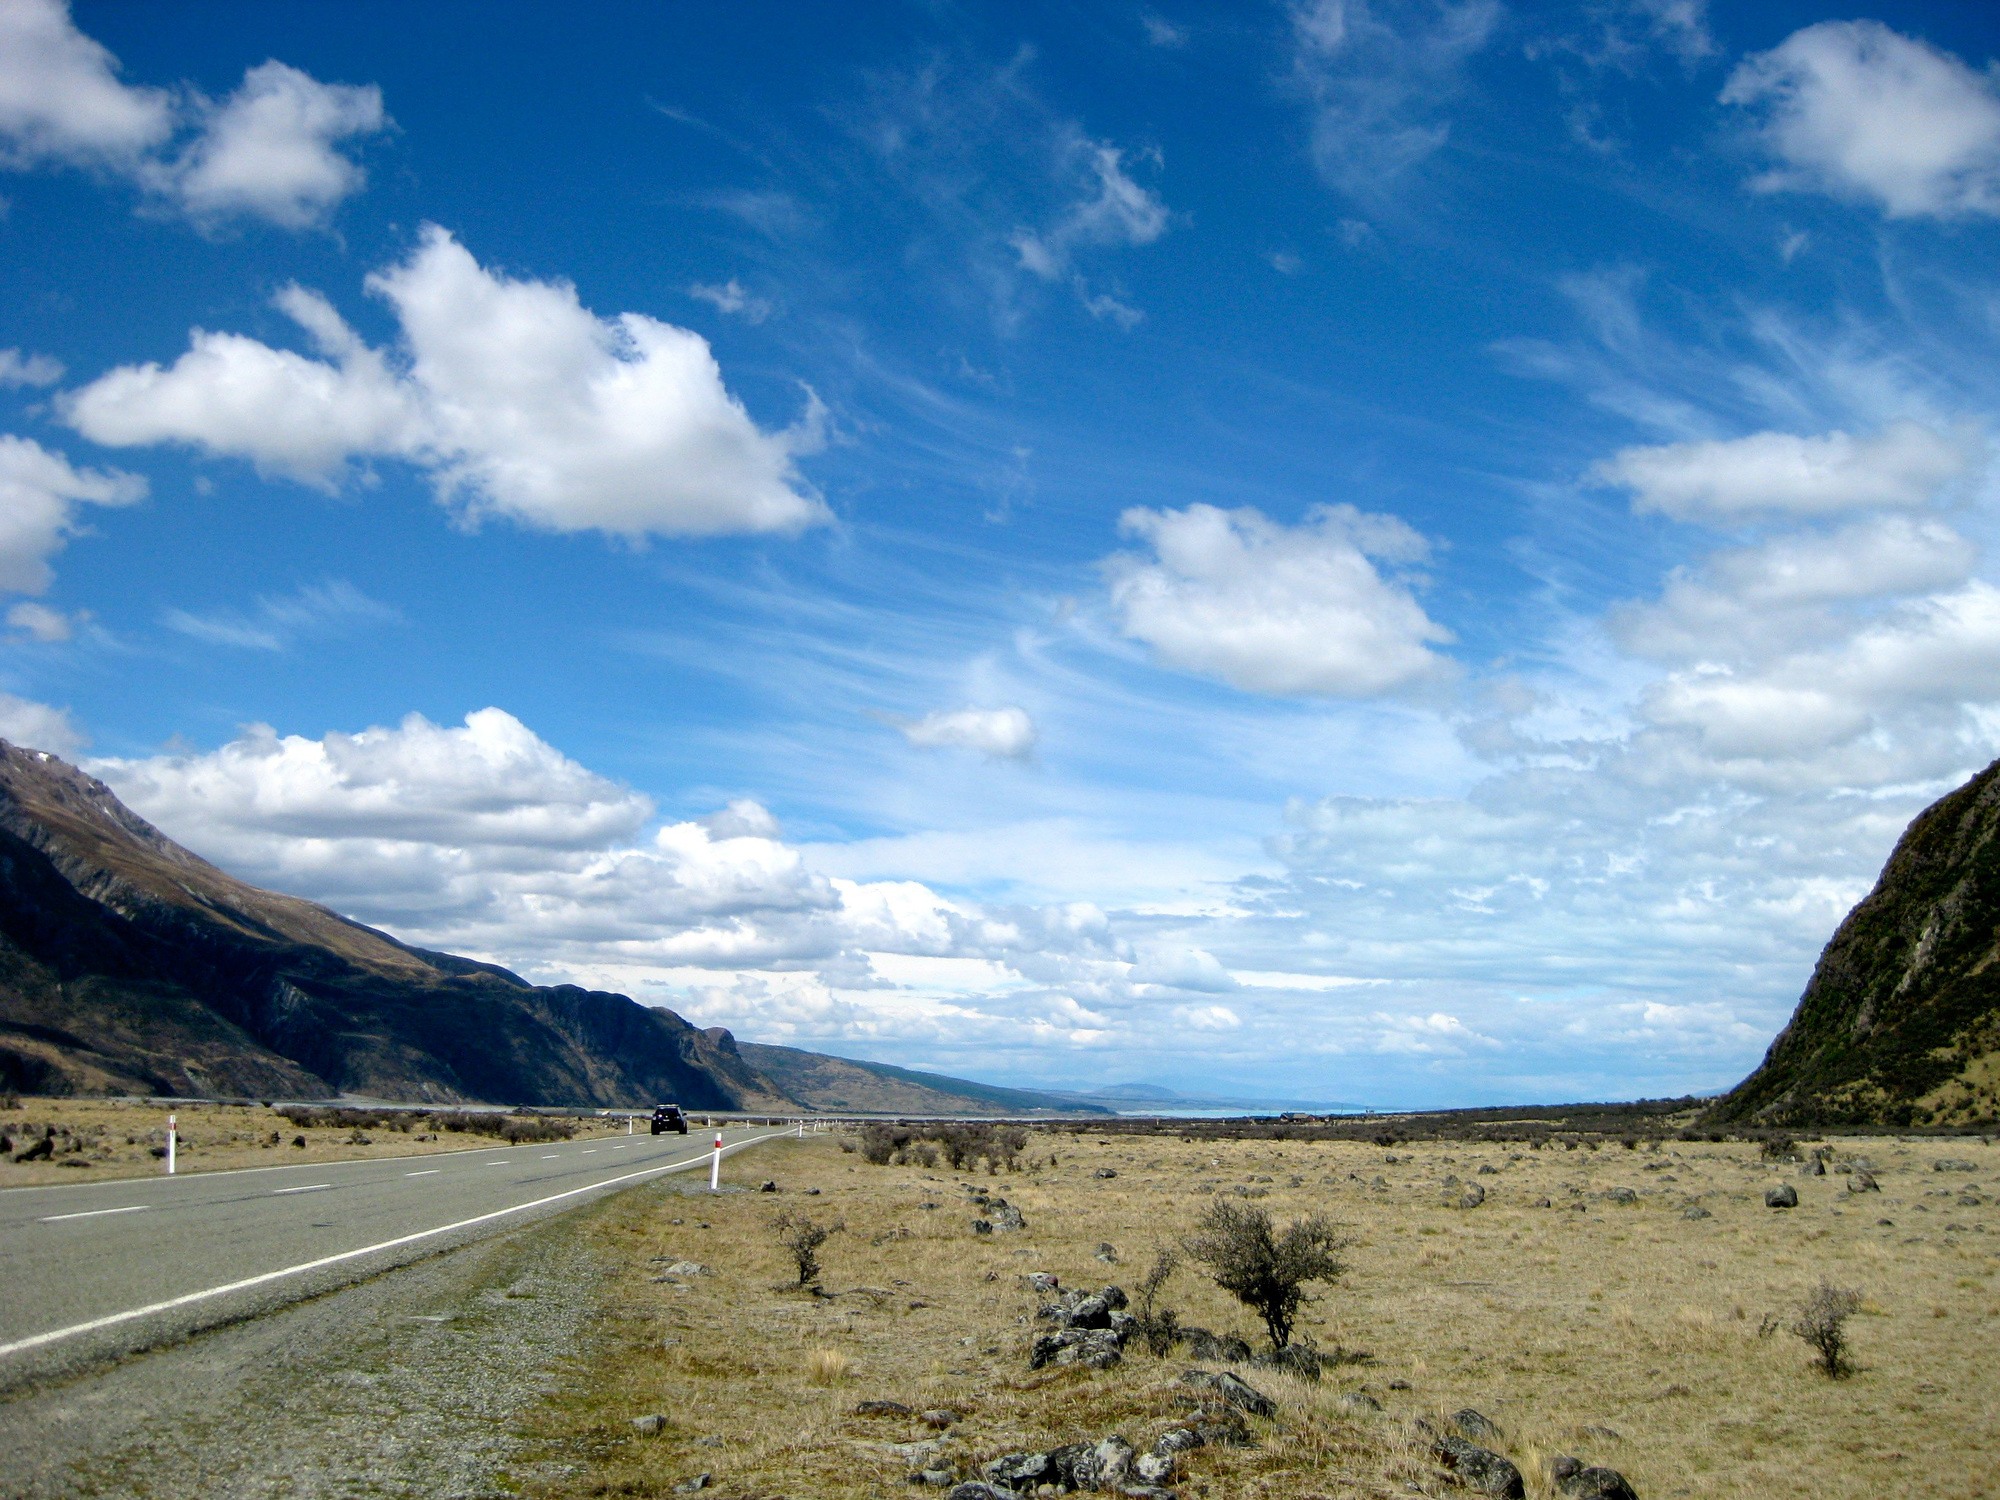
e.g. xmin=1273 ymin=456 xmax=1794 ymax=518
xmin=485 ymin=1162 xmax=507 ymax=1167
xmin=611 ymin=1144 xmax=627 ymax=1150
xmin=582 ymin=1149 xmax=597 ymax=1154
xmin=540 ymin=1154 xmax=559 ymax=1160
xmin=273 ymin=1184 xmax=330 ymax=1195
xmin=405 ymin=1169 xmax=440 ymax=1177
xmin=40 ymin=1204 xmax=149 ymax=1223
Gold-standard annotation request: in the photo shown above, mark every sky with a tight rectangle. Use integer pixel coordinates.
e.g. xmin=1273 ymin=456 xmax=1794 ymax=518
xmin=2 ymin=0 xmax=1998 ymax=1108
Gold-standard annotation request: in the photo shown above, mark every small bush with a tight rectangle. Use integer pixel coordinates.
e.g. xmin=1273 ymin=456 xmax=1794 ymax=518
xmin=1185 ymin=1200 xmax=1349 ymax=1350
xmin=1791 ymin=1281 xmax=1862 ymax=1377
xmin=1135 ymin=1247 xmax=1182 ymax=1356
xmin=1761 ymin=1135 xmax=1800 ymax=1162
xmin=774 ymin=1209 xmax=843 ymax=1286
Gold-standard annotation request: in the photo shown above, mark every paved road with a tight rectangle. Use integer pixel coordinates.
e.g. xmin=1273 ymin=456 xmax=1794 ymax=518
xmin=0 ymin=1122 xmax=787 ymax=1390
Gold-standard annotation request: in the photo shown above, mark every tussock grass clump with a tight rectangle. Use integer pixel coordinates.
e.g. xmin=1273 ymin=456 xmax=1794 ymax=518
xmin=804 ymin=1347 xmax=851 ymax=1386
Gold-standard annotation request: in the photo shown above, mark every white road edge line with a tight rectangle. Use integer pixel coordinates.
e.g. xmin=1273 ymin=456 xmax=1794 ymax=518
xmin=39 ymin=1205 xmax=150 ymax=1223
xmin=0 ymin=1132 xmax=784 ymax=1361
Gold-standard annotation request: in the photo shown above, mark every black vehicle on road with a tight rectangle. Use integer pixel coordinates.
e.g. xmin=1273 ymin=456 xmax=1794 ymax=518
xmin=650 ymin=1105 xmax=688 ymax=1135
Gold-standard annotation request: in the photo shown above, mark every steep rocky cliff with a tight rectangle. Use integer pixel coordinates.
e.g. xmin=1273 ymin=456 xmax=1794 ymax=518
xmin=1711 ymin=757 xmax=2000 ymax=1128
xmin=0 ymin=741 xmax=793 ymax=1109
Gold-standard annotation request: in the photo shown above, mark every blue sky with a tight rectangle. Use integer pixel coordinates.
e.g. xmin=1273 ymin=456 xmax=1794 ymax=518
xmin=3 ymin=0 xmax=1999 ymax=1106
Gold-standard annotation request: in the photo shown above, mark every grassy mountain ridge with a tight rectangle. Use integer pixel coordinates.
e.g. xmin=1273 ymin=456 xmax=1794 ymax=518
xmin=1711 ymin=755 xmax=2000 ymax=1128
xmin=0 ymin=741 xmax=790 ymax=1110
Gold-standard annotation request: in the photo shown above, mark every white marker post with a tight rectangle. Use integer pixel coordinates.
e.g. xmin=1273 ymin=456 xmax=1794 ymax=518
xmin=709 ymin=1130 xmax=722 ymax=1192
xmin=165 ymin=1113 xmax=176 ymax=1176
xmin=627 ymin=1116 xmax=633 ymax=1135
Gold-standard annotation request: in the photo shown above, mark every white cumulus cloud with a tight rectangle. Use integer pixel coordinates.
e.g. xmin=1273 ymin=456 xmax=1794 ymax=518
xmin=0 ymin=0 xmax=170 ymax=167
xmin=1723 ymin=20 xmax=2000 ymax=219
xmin=1594 ymin=422 xmax=1973 ymax=521
xmin=64 ymin=226 xmax=829 ymax=539
xmin=0 ymin=435 xmax=146 ymax=596
xmin=1104 ymin=502 xmax=1451 ymax=697
xmin=0 ymin=1 xmax=384 ymax=228
xmin=162 ymin=60 xmax=388 ymax=229
xmin=0 ymin=349 xmax=64 ymax=388
xmin=899 ymin=706 xmax=1037 ymax=760
xmin=0 ymin=691 xmax=86 ymax=757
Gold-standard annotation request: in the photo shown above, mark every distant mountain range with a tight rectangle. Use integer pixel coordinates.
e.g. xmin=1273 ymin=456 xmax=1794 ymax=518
xmin=1711 ymin=755 xmax=2000 ymax=1129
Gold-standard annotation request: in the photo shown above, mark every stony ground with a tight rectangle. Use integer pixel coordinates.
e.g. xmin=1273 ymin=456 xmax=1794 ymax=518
xmin=0 ymin=1203 xmax=615 ymax=1498
xmin=509 ymin=1127 xmax=2000 ymax=1500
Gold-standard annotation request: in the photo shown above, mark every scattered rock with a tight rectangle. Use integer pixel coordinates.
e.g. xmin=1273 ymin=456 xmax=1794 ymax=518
xmin=656 ymin=1259 xmax=712 ymax=1278
xmin=1603 ymin=1187 xmax=1638 ymax=1206
xmin=759 ymin=1180 xmax=779 ymax=1193
xmin=1417 ymin=1419 xmax=1525 ymax=1499
xmin=1388 ymin=1379 xmax=1413 ymax=1391
xmin=856 ymin=1400 xmax=916 ymax=1417
xmin=1178 ymin=1368 xmax=1276 ymax=1418
xmin=1251 ymin=1344 xmax=1322 ymax=1380
xmin=1550 ymin=1456 xmax=1639 ymax=1499
xmin=922 ymin=1408 xmax=962 ymax=1428
xmin=1575 ymin=1425 xmax=1622 ymax=1442
xmin=1454 ymin=1184 xmax=1487 ymax=1209
xmin=945 ymin=1485 xmax=1014 ymax=1500
xmin=1452 ymin=1408 xmax=1504 ymax=1445
xmin=1935 ymin=1159 xmax=1978 ymax=1172
xmin=632 ymin=1414 xmax=667 ymax=1436
xmin=1335 ymin=1391 xmax=1383 ymax=1413
xmin=1534 ymin=1197 xmax=1552 ymax=1208
xmin=972 ymin=1219 xmax=993 ymax=1236
xmin=1029 ymin=1328 xmax=1124 ymax=1370
xmin=982 ymin=1450 xmax=1056 ymax=1490
xmin=673 ymin=1474 xmax=710 ymax=1493
xmin=1094 ymin=1167 xmax=1119 ymax=1179
xmin=1051 ymin=1435 xmax=1134 ymax=1489
xmin=1681 ymin=1205 xmax=1711 ymax=1220
xmin=1849 ymin=1170 xmax=1879 ymax=1192
xmin=911 ymin=1468 xmax=956 ymax=1487
xmin=1179 ymin=1327 xmax=1253 ymax=1364
xmin=1765 ymin=1184 xmax=1799 ymax=1209
xmin=1096 ymin=1242 xmax=1119 ymax=1263
xmin=991 ymin=1202 xmax=1027 ymax=1231
xmin=1026 ymin=1272 xmax=1060 ymax=1295
xmin=1808 ymin=1156 xmax=1826 ymax=1177
xmin=806 ymin=1186 xmax=822 ymax=1195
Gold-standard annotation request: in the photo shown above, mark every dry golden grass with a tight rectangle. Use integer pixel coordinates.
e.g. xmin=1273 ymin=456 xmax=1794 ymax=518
xmin=518 ymin=1128 xmax=2000 ymax=1499
xmin=0 ymin=1095 xmax=638 ymax=1186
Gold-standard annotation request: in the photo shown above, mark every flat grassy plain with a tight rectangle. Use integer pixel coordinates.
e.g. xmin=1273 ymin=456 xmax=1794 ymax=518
xmin=0 ymin=1096 xmax=642 ymax=1186
xmin=520 ymin=1128 xmax=1998 ymax=1499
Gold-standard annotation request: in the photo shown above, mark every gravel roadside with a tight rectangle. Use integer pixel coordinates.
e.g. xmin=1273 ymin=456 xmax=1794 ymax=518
xmin=0 ymin=1198 xmax=617 ymax=1498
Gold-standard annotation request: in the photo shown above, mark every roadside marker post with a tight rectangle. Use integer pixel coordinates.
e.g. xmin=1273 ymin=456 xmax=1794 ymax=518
xmin=627 ymin=1116 xmax=633 ymax=1135
xmin=710 ymin=1131 xmax=722 ymax=1191
xmin=165 ymin=1113 xmax=176 ymax=1175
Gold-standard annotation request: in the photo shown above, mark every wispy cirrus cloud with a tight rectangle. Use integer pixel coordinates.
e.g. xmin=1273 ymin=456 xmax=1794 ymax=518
xmin=163 ymin=578 xmax=399 ymax=652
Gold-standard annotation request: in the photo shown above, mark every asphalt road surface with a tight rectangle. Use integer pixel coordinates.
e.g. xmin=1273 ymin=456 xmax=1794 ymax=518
xmin=0 ymin=1121 xmax=787 ymax=1391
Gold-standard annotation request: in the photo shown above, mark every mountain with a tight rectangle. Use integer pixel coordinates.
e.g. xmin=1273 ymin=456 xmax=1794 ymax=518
xmin=0 ymin=741 xmax=791 ymax=1110
xmin=738 ymin=1042 xmax=1112 ymax=1115
xmin=1711 ymin=757 xmax=2000 ymax=1129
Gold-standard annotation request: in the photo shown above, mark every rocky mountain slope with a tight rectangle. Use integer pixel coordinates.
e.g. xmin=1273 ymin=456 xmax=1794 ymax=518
xmin=737 ymin=1041 xmax=1111 ymax=1116
xmin=1711 ymin=756 xmax=2000 ymax=1128
xmin=0 ymin=741 xmax=791 ymax=1109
